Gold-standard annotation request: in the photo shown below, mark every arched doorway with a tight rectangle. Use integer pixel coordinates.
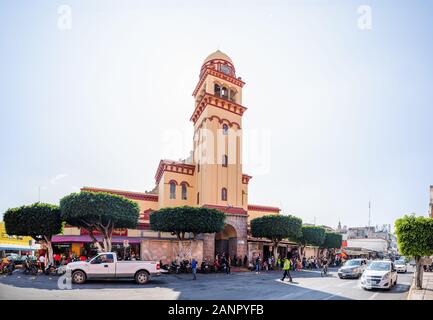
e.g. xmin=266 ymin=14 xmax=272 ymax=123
xmin=215 ymin=224 xmax=237 ymax=258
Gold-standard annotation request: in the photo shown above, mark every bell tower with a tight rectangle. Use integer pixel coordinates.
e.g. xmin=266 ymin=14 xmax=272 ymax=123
xmin=191 ymin=50 xmax=248 ymax=210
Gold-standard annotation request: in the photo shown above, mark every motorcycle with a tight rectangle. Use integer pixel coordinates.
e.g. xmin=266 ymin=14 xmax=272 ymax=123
xmin=169 ymin=261 xmax=181 ymax=274
xmin=44 ymin=263 xmax=62 ymax=276
xmin=179 ymin=259 xmax=191 ymax=273
xmin=199 ymin=260 xmax=211 ymax=273
xmin=0 ymin=261 xmax=15 ymax=275
xmin=23 ymin=258 xmax=38 ymax=275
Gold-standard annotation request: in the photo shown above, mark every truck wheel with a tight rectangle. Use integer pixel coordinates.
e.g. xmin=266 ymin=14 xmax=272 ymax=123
xmin=72 ymin=270 xmax=86 ymax=284
xmin=135 ymin=270 xmax=150 ymax=284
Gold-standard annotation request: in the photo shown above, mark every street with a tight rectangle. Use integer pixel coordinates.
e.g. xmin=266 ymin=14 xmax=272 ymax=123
xmin=0 ymin=267 xmax=413 ymax=300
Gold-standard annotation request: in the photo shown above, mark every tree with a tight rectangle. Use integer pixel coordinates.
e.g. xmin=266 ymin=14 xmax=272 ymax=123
xmin=4 ymin=203 xmax=63 ymax=265
xmin=60 ymin=191 xmax=140 ymax=252
xmin=150 ymin=206 xmax=226 ymax=259
xmin=150 ymin=206 xmax=226 ymax=240
xmin=298 ymin=226 xmax=326 ymax=258
xmin=395 ymin=215 xmax=433 ymax=289
xmin=251 ymin=214 xmax=302 ymax=260
xmin=321 ymin=232 xmax=343 ymax=259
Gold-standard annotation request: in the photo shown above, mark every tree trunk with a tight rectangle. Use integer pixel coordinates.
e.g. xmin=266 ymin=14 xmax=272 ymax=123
xmin=415 ymin=256 xmax=423 ymax=289
xmin=88 ymin=231 xmax=104 ymax=253
xmin=272 ymin=240 xmax=279 ymax=261
xmin=43 ymin=236 xmax=54 ymax=266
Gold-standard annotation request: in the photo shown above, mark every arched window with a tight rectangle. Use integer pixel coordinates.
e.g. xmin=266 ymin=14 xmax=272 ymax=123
xmin=214 ymin=84 xmax=221 ymax=97
xmin=222 ymin=124 xmax=229 ymax=135
xmin=229 ymin=89 xmax=236 ymax=102
xmin=169 ymin=181 xmax=176 ymax=199
xmin=221 ymin=87 xmax=228 ymax=99
xmin=181 ymin=183 xmax=187 ymax=200
xmin=222 ymin=154 xmax=228 ymax=167
xmin=221 ymin=188 xmax=227 ymax=201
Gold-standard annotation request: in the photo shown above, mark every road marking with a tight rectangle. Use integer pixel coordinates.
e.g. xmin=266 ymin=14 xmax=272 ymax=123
xmin=368 ymin=292 xmax=379 ymax=300
xmin=322 ymin=292 xmax=343 ymax=300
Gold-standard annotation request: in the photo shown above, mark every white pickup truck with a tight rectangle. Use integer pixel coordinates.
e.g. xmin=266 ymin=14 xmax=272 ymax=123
xmin=66 ymin=252 xmax=165 ymax=284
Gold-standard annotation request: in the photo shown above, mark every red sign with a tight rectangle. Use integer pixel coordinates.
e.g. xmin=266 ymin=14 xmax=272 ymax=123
xmin=80 ymin=228 xmax=128 ymax=236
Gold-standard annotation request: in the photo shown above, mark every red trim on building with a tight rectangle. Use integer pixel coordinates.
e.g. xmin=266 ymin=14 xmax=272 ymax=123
xmin=242 ymin=174 xmax=252 ymax=184
xmin=154 ymin=160 xmax=195 ymax=185
xmin=247 ymin=204 xmax=280 ymax=213
xmin=193 ymin=66 xmax=245 ymax=97
xmin=81 ymin=187 xmax=158 ymax=202
xmin=203 ymin=204 xmax=248 ymax=215
xmin=190 ymin=93 xmax=247 ymax=124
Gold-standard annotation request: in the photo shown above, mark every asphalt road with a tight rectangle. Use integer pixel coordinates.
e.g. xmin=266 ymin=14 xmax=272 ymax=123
xmin=0 ymin=267 xmax=413 ymax=300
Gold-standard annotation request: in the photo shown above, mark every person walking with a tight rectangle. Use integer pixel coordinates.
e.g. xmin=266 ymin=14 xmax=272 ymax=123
xmin=226 ymin=256 xmax=231 ymax=274
xmin=255 ymin=254 xmax=261 ymax=274
xmin=191 ymin=258 xmax=197 ymax=280
xmin=281 ymin=256 xmax=293 ymax=282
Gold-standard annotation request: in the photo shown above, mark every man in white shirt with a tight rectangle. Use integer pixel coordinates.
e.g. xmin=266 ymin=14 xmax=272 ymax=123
xmin=39 ymin=255 xmax=46 ymax=271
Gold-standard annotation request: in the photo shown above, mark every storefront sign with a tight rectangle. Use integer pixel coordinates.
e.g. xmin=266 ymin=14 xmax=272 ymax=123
xmin=80 ymin=228 xmax=128 ymax=236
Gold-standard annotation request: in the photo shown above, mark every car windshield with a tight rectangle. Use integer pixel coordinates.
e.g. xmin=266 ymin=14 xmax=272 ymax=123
xmin=367 ymin=261 xmax=391 ymax=271
xmin=395 ymin=260 xmax=405 ymax=265
xmin=345 ymin=260 xmax=361 ymax=266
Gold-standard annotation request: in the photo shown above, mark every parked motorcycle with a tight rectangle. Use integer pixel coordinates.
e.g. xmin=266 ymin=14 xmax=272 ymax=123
xmin=199 ymin=260 xmax=211 ymax=273
xmin=169 ymin=261 xmax=180 ymax=274
xmin=0 ymin=261 xmax=15 ymax=275
xmin=44 ymin=263 xmax=62 ymax=276
xmin=179 ymin=259 xmax=191 ymax=273
xmin=23 ymin=258 xmax=38 ymax=275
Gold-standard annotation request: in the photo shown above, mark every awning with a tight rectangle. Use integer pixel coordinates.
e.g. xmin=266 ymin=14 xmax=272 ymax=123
xmin=0 ymin=244 xmax=40 ymax=251
xmin=51 ymin=235 xmax=142 ymax=244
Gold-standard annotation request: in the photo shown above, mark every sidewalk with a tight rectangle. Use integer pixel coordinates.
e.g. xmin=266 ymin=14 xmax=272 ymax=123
xmin=408 ymin=272 xmax=433 ymax=300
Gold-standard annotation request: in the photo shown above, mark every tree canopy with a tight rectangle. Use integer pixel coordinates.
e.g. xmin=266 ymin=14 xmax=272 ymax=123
xmin=4 ymin=203 xmax=63 ymax=265
xmin=322 ymin=232 xmax=343 ymax=249
xmin=251 ymin=214 xmax=302 ymax=243
xmin=395 ymin=215 xmax=433 ymax=289
xmin=299 ymin=226 xmax=326 ymax=247
xmin=150 ymin=206 xmax=226 ymax=240
xmin=60 ymin=191 xmax=140 ymax=251
xmin=4 ymin=203 xmax=62 ymax=241
xmin=395 ymin=215 xmax=433 ymax=257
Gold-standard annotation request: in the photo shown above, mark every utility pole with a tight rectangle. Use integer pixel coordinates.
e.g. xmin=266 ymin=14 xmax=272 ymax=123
xmin=368 ymin=201 xmax=372 ymax=237
xmin=38 ymin=186 xmax=41 ymax=202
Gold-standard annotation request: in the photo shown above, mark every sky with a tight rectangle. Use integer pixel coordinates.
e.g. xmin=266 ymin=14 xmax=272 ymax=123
xmin=1 ymin=0 xmax=432 ymax=230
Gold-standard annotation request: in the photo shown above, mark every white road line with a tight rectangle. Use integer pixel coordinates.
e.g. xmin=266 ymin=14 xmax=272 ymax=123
xmin=322 ymin=292 xmax=343 ymax=300
xmin=368 ymin=292 xmax=379 ymax=300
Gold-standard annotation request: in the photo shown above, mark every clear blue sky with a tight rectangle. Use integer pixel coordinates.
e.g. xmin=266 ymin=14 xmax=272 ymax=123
xmin=1 ymin=1 xmax=432 ymax=230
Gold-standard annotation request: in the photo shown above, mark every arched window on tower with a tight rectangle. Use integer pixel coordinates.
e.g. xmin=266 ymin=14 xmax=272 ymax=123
xmin=221 ymin=188 xmax=227 ymax=201
xmin=214 ymin=84 xmax=221 ymax=97
xmin=221 ymin=87 xmax=229 ymax=99
xmin=222 ymin=124 xmax=229 ymax=135
xmin=222 ymin=154 xmax=228 ymax=167
xmin=169 ymin=181 xmax=176 ymax=199
xmin=181 ymin=183 xmax=187 ymax=200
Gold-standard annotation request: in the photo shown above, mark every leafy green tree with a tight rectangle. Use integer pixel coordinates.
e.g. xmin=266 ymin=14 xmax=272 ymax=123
xmin=299 ymin=226 xmax=326 ymax=258
xmin=60 ymin=191 xmax=140 ymax=252
xmin=150 ymin=206 xmax=226 ymax=260
xmin=395 ymin=215 xmax=433 ymax=289
xmin=321 ymin=232 xmax=343 ymax=259
xmin=251 ymin=214 xmax=302 ymax=259
xmin=4 ymin=203 xmax=63 ymax=265
xmin=150 ymin=206 xmax=226 ymax=240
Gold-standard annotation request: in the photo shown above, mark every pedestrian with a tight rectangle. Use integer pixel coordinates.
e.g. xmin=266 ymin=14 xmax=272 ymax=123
xmin=191 ymin=258 xmax=197 ymax=280
xmin=255 ymin=254 xmax=261 ymax=274
xmin=39 ymin=254 xmax=45 ymax=271
xmin=226 ymin=256 xmax=231 ymax=274
xmin=277 ymin=257 xmax=281 ymax=270
xmin=281 ymin=256 xmax=293 ymax=282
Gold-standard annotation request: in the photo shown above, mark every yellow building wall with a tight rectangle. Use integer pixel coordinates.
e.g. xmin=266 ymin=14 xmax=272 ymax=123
xmin=247 ymin=209 xmax=279 ymax=223
xmin=0 ymin=222 xmax=33 ymax=246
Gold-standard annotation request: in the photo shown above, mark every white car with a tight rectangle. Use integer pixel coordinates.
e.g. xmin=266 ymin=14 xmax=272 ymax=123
xmin=66 ymin=252 xmax=166 ymax=284
xmin=394 ymin=259 xmax=407 ymax=273
xmin=360 ymin=260 xmax=398 ymax=290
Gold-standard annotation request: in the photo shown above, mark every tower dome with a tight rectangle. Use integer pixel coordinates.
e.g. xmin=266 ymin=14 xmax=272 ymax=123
xmin=202 ymin=50 xmax=234 ymax=65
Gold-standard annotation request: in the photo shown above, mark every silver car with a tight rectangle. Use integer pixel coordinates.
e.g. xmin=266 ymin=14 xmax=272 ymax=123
xmin=338 ymin=258 xmax=368 ymax=279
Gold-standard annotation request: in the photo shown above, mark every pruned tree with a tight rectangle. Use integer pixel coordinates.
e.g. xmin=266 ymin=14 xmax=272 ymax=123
xmin=251 ymin=214 xmax=302 ymax=260
xmin=150 ymin=206 xmax=226 ymax=259
xmin=321 ymin=232 xmax=343 ymax=259
xmin=4 ymin=203 xmax=63 ymax=265
xmin=298 ymin=226 xmax=326 ymax=258
xmin=395 ymin=215 xmax=433 ymax=289
xmin=60 ymin=191 xmax=139 ymax=252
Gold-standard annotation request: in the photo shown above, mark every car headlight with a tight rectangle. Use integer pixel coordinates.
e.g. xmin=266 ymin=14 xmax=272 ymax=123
xmin=382 ymin=272 xmax=390 ymax=280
